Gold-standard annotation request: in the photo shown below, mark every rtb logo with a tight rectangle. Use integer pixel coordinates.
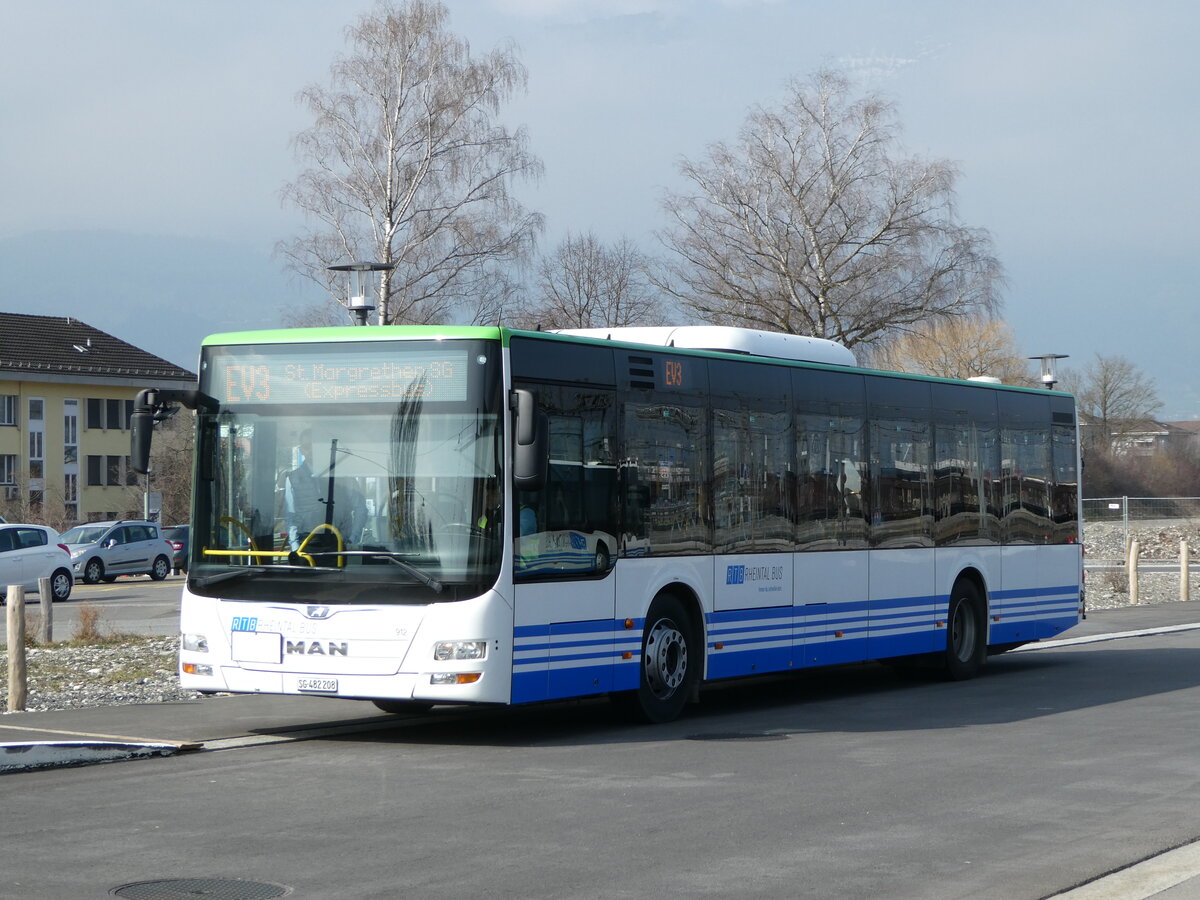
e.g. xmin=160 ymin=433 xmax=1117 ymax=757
xmin=726 ymin=565 xmax=745 ymax=585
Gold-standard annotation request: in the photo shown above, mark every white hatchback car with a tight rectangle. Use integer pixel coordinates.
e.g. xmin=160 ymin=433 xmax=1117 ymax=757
xmin=59 ymin=520 xmax=175 ymax=584
xmin=0 ymin=524 xmax=74 ymax=602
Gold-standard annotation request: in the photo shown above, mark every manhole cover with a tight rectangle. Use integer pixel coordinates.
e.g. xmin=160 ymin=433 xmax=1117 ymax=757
xmin=686 ymin=731 xmax=788 ymax=742
xmin=111 ymin=879 xmax=292 ymax=900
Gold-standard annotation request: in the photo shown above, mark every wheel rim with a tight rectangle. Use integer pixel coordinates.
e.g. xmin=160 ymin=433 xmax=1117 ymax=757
xmin=52 ymin=573 xmax=70 ymax=599
xmin=86 ymin=561 xmax=101 ymax=582
xmin=644 ymin=617 xmax=688 ymax=700
xmin=950 ymin=600 xmax=977 ymax=663
xmin=154 ymin=559 xmax=169 ymax=578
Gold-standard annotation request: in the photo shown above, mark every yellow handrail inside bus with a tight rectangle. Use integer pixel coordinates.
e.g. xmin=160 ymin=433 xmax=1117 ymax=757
xmin=295 ymin=523 xmax=345 ymax=568
xmin=220 ymin=516 xmax=260 ymax=552
xmin=202 ymin=523 xmax=346 ymax=568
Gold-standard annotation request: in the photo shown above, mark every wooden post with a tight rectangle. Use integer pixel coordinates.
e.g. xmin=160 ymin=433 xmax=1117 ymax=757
xmin=1128 ymin=539 xmax=1140 ymax=606
xmin=37 ymin=576 xmax=52 ymax=644
xmin=1183 ymin=540 xmax=1191 ymax=604
xmin=6 ymin=584 xmax=27 ymax=712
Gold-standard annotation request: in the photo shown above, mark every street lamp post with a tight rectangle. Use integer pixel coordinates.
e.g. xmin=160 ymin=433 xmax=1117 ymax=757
xmin=1029 ymin=353 xmax=1069 ymax=389
xmin=327 ymin=261 xmax=395 ymax=326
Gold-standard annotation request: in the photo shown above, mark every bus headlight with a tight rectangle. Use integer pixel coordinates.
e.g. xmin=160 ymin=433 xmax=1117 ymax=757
xmin=434 ymin=640 xmax=486 ymax=661
xmin=183 ymin=633 xmax=209 ymax=652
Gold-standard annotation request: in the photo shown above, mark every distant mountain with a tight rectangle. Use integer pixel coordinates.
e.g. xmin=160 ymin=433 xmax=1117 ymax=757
xmin=0 ymin=229 xmax=326 ymax=372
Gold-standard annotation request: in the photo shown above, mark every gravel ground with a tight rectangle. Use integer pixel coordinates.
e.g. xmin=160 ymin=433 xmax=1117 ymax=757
xmin=3 ymin=521 xmax=1197 ymax=714
xmin=1 ymin=637 xmax=207 ymax=714
xmin=1085 ymin=521 xmax=1200 ymax=610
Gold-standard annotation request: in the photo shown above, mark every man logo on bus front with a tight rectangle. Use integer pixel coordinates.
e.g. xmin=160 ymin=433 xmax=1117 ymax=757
xmin=305 ymin=606 xmax=332 ymax=619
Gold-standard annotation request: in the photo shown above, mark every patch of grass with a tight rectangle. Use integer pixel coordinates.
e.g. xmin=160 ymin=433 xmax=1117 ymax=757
xmin=1097 ymin=567 xmax=1128 ymax=595
xmin=72 ymin=600 xmax=104 ymax=642
xmin=59 ymin=601 xmax=141 ymax=646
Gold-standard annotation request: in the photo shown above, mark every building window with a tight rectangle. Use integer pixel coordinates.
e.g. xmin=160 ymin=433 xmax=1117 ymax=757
xmin=27 ymin=397 xmax=45 ymax=492
xmin=87 ymin=455 xmax=103 ymax=486
xmin=87 ymin=397 xmax=131 ymax=430
xmin=64 ymin=399 xmax=79 ymax=447
xmin=107 ymin=455 xmax=122 ymax=486
xmin=0 ymin=396 xmax=16 ymax=426
xmin=0 ymin=455 xmax=17 ymax=484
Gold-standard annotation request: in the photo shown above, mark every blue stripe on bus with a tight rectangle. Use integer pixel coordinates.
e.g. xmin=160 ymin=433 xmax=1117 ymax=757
xmin=509 ymin=582 xmax=1081 ymax=703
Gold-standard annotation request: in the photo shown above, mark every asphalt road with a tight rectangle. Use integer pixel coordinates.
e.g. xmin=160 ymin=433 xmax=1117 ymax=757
xmin=3 ymin=607 xmax=1200 ymax=899
xmin=0 ymin=573 xmax=184 ymax=642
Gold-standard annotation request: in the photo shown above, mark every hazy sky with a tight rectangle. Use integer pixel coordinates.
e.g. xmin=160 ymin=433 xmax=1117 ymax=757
xmin=3 ymin=0 xmax=1198 ymax=417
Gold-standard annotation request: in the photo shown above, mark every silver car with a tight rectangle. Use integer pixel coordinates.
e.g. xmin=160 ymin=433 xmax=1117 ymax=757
xmin=59 ymin=520 xmax=174 ymax=584
xmin=0 ymin=524 xmax=73 ymax=601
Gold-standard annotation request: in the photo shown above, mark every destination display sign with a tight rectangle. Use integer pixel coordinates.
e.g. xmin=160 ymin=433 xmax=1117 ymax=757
xmin=205 ymin=345 xmax=470 ymax=404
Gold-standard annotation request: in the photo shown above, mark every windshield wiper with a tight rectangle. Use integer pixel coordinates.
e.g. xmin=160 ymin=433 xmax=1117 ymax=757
xmin=363 ymin=552 xmax=444 ymax=593
xmin=192 ymin=553 xmax=444 ymax=594
xmin=192 ymin=564 xmax=326 ymax=588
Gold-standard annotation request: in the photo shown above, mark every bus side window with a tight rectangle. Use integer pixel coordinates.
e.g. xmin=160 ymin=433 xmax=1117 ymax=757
xmin=513 ymin=382 xmax=617 ymax=578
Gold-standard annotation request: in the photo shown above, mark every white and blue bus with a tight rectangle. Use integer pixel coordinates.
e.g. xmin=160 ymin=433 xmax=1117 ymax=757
xmin=132 ymin=324 xmax=1082 ymax=723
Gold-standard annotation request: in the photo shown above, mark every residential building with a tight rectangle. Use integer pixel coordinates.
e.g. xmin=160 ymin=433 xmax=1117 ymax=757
xmin=1080 ymin=412 xmax=1200 ymax=458
xmin=0 ymin=312 xmax=195 ymax=527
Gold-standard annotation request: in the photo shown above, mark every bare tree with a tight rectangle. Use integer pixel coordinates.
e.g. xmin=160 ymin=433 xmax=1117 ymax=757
xmin=515 ymin=232 xmax=664 ymax=329
xmin=279 ymin=0 xmax=543 ymax=326
xmin=147 ymin=411 xmax=194 ymax=526
xmin=658 ymin=69 xmax=1002 ymax=349
xmin=871 ymin=316 xmax=1034 ymax=384
xmin=1063 ymin=354 xmax=1163 ymax=453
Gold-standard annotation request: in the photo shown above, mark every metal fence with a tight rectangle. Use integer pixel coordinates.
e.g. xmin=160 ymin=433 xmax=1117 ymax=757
xmin=1083 ymin=497 xmax=1200 ymax=524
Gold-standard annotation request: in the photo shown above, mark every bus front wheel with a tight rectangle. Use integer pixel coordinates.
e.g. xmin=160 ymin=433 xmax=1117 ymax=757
xmin=625 ymin=593 xmax=698 ymax=724
xmin=944 ymin=580 xmax=986 ymax=680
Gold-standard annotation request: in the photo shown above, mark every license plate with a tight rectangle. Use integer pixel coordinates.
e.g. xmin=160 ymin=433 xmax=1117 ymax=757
xmin=297 ymin=677 xmax=338 ymax=693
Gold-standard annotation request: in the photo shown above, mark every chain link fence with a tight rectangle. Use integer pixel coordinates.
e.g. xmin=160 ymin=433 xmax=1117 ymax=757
xmin=1083 ymin=497 xmax=1200 ymax=524
xmin=1082 ymin=498 xmax=1197 ymax=608
xmin=1083 ymin=497 xmax=1200 ymax=557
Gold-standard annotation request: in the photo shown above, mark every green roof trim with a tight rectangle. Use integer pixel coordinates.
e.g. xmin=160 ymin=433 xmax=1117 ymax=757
xmin=199 ymin=324 xmax=1072 ymax=399
xmin=202 ymin=325 xmax=503 ymax=347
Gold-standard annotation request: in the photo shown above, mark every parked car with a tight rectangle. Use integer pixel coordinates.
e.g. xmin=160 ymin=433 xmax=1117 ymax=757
xmin=162 ymin=524 xmax=189 ymax=574
xmin=0 ymin=523 xmax=73 ymax=601
xmin=58 ymin=520 xmax=174 ymax=584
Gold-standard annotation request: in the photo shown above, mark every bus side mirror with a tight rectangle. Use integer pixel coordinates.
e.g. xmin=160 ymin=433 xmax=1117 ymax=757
xmin=129 ymin=385 xmax=217 ymax=476
xmin=130 ymin=407 xmax=155 ymax=474
xmin=512 ymin=389 xmax=548 ymax=492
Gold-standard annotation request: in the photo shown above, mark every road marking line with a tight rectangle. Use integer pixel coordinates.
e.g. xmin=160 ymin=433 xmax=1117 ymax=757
xmin=1015 ymin=623 xmax=1200 ymax=651
xmin=1047 ymin=838 xmax=1200 ymax=898
xmin=0 ymin=723 xmax=199 ymax=750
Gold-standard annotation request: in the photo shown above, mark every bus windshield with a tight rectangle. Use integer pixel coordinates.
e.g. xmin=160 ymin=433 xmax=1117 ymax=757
xmin=191 ymin=339 xmax=504 ymax=603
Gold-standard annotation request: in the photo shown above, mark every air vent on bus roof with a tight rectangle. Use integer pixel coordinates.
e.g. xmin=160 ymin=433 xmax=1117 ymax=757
xmin=554 ymin=325 xmax=856 ymax=366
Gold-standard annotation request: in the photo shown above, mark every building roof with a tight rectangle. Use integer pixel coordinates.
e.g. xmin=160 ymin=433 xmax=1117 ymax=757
xmin=1165 ymin=420 xmax=1200 ymax=435
xmin=0 ymin=312 xmax=194 ymax=382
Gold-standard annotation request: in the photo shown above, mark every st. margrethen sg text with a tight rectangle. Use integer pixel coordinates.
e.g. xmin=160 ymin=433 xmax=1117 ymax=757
xmin=287 ymin=361 xmax=458 ymax=402
xmin=284 ymin=361 xmax=456 ymax=383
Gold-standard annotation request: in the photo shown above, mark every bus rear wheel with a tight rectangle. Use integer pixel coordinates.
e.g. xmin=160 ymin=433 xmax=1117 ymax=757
xmin=944 ymin=580 xmax=986 ymax=680
xmin=625 ymin=593 xmax=698 ymax=724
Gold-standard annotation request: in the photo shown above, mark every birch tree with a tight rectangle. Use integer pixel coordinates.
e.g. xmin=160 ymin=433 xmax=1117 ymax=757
xmin=658 ymin=69 xmax=1002 ymax=349
xmin=279 ymin=0 xmax=543 ymax=325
